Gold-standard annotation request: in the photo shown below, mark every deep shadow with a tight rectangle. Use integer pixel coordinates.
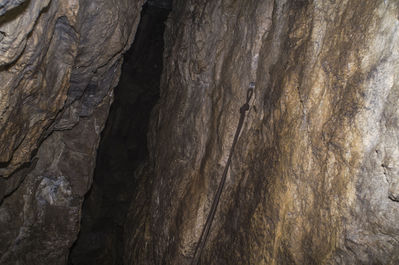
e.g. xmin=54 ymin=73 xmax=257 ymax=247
xmin=0 ymin=0 xmax=30 ymax=25
xmin=68 ymin=4 xmax=171 ymax=265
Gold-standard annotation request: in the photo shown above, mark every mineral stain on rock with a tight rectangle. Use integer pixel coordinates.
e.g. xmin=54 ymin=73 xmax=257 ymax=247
xmin=1 ymin=0 xmax=399 ymax=265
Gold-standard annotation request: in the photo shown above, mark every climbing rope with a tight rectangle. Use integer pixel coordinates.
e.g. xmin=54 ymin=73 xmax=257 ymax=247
xmin=190 ymin=82 xmax=255 ymax=265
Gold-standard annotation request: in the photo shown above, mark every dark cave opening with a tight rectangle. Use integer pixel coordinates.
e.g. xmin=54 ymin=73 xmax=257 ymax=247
xmin=68 ymin=3 xmax=171 ymax=265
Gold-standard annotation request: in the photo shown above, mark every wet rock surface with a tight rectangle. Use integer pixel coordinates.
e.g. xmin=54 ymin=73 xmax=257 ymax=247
xmin=124 ymin=0 xmax=399 ymax=264
xmin=0 ymin=0 xmax=144 ymax=264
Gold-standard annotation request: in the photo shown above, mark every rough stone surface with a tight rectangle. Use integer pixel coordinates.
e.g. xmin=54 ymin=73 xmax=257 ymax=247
xmin=68 ymin=5 xmax=169 ymax=265
xmin=124 ymin=0 xmax=399 ymax=264
xmin=0 ymin=0 xmax=144 ymax=264
xmin=1 ymin=0 xmax=399 ymax=264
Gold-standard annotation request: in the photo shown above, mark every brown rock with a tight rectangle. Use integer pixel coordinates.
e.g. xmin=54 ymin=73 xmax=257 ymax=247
xmin=0 ymin=0 xmax=144 ymax=264
xmin=1 ymin=0 xmax=399 ymax=264
xmin=125 ymin=0 xmax=399 ymax=264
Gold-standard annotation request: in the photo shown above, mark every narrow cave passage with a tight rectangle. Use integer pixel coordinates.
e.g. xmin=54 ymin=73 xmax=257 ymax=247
xmin=68 ymin=3 xmax=171 ymax=265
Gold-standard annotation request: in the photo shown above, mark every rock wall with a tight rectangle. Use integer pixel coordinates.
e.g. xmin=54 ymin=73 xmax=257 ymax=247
xmin=68 ymin=4 xmax=170 ymax=265
xmin=2 ymin=0 xmax=399 ymax=264
xmin=0 ymin=0 xmax=144 ymax=264
xmin=125 ymin=0 xmax=399 ymax=264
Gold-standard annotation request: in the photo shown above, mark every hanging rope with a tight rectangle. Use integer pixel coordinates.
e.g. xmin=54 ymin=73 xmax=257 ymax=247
xmin=190 ymin=82 xmax=255 ymax=265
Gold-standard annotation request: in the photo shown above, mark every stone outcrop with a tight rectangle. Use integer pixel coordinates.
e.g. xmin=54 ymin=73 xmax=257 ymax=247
xmin=0 ymin=0 xmax=144 ymax=264
xmin=124 ymin=0 xmax=399 ymax=264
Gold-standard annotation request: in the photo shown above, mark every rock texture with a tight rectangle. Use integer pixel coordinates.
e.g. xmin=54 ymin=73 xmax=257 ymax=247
xmin=0 ymin=0 xmax=144 ymax=264
xmin=1 ymin=0 xmax=399 ymax=264
xmin=68 ymin=4 xmax=170 ymax=265
xmin=125 ymin=0 xmax=399 ymax=264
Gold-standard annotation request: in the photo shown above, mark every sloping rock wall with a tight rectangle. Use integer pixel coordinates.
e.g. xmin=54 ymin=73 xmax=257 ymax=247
xmin=125 ymin=0 xmax=399 ymax=264
xmin=68 ymin=4 xmax=170 ymax=265
xmin=0 ymin=0 xmax=144 ymax=264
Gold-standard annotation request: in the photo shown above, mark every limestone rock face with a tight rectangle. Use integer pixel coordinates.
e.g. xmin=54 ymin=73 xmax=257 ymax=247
xmin=68 ymin=5 xmax=170 ymax=265
xmin=2 ymin=0 xmax=399 ymax=264
xmin=0 ymin=0 xmax=144 ymax=264
xmin=125 ymin=0 xmax=399 ymax=264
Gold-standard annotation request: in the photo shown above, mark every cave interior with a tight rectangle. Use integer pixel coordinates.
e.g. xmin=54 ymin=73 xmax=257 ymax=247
xmin=68 ymin=2 xmax=171 ymax=264
xmin=1 ymin=0 xmax=399 ymax=264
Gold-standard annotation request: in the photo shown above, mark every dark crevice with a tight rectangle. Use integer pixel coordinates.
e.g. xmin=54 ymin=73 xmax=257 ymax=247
xmin=68 ymin=4 xmax=171 ymax=265
xmin=0 ymin=0 xmax=30 ymax=25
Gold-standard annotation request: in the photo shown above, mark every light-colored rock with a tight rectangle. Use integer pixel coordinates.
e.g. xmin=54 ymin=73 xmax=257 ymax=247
xmin=125 ymin=0 xmax=399 ymax=264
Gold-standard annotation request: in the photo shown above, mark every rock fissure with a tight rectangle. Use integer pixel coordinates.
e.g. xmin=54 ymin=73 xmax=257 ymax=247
xmin=1 ymin=0 xmax=399 ymax=264
xmin=68 ymin=3 xmax=171 ymax=265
